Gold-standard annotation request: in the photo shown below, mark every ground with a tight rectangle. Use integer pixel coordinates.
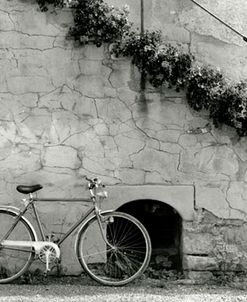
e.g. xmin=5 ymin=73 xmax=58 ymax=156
xmin=0 ymin=276 xmax=247 ymax=302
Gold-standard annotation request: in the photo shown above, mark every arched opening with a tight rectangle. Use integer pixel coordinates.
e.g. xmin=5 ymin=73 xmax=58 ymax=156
xmin=117 ymin=199 xmax=182 ymax=272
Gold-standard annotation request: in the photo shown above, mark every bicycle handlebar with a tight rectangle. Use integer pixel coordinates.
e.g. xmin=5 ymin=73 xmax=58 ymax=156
xmin=85 ymin=176 xmax=101 ymax=187
xmin=85 ymin=176 xmax=106 ymax=198
xmin=85 ymin=176 xmax=97 ymax=183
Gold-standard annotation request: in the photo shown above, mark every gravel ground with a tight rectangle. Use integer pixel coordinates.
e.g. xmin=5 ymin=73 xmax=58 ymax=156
xmin=0 ymin=277 xmax=247 ymax=302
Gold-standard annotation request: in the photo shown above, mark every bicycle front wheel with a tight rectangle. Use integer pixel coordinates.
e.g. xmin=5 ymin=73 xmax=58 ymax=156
xmin=0 ymin=209 xmax=35 ymax=283
xmin=76 ymin=211 xmax=151 ymax=286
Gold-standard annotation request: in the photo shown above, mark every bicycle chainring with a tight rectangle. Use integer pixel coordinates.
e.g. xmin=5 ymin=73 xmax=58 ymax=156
xmin=38 ymin=244 xmax=58 ymax=264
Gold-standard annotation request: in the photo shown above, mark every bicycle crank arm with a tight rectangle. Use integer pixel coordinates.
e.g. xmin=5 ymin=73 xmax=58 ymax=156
xmin=1 ymin=240 xmax=61 ymax=258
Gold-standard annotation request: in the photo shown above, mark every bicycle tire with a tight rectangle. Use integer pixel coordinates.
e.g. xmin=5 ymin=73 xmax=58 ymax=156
xmin=76 ymin=211 xmax=151 ymax=286
xmin=0 ymin=209 xmax=35 ymax=283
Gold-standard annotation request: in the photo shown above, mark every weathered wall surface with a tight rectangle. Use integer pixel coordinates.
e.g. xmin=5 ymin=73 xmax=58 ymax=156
xmin=107 ymin=0 xmax=247 ymax=82
xmin=1 ymin=0 xmax=247 ymax=276
xmin=154 ymin=0 xmax=247 ymax=81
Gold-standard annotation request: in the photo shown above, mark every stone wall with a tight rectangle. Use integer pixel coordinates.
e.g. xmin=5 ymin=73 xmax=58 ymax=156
xmin=183 ymin=209 xmax=247 ymax=282
xmin=1 ymin=0 xmax=247 ymax=277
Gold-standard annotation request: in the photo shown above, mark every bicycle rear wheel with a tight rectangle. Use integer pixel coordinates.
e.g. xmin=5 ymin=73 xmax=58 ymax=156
xmin=76 ymin=211 xmax=151 ymax=286
xmin=0 ymin=209 xmax=35 ymax=283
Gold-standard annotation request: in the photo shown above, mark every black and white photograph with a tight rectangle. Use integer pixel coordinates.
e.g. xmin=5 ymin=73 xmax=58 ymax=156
xmin=0 ymin=0 xmax=247 ymax=301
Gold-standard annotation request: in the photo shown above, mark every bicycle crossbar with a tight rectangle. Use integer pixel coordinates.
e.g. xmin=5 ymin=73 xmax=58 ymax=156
xmin=33 ymin=198 xmax=92 ymax=202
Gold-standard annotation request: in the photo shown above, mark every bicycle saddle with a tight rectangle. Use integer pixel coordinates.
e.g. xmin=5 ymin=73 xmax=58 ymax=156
xmin=16 ymin=184 xmax=43 ymax=194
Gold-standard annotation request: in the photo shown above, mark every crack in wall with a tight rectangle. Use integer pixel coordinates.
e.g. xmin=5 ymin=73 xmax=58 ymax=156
xmin=1 ymin=1 xmax=247 ymax=224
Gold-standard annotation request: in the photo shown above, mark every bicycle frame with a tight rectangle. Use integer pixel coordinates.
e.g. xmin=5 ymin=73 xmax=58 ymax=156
xmin=0 ymin=178 xmax=152 ymax=286
xmin=33 ymin=197 xmax=96 ymax=245
xmin=1 ymin=193 xmax=113 ymax=254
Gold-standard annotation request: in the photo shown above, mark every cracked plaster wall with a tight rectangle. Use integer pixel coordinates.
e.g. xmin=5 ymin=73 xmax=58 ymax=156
xmin=1 ymin=0 xmax=247 ymax=274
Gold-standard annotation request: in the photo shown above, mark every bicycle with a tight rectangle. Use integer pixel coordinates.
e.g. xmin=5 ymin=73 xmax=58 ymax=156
xmin=0 ymin=177 xmax=151 ymax=286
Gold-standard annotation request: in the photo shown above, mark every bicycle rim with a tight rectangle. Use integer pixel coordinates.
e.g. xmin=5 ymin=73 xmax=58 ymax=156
xmin=77 ymin=212 xmax=151 ymax=286
xmin=0 ymin=209 xmax=35 ymax=283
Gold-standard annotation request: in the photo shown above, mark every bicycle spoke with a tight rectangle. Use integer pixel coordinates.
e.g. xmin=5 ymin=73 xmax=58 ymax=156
xmin=0 ymin=247 xmax=33 ymax=253
xmin=0 ymin=210 xmax=35 ymax=283
xmin=0 ymin=251 xmax=33 ymax=261
xmin=77 ymin=212 xmax=151 ymax=286
xmin=83 ymin=248 xmax=113 ymax=260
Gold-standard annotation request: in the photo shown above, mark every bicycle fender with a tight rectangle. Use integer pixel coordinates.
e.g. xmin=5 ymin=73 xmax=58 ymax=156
xmin=0 ymin=206 xmax=38 ymax=241
xmin=74 ymin=210 xmax=114 ymax=255
xmin=0 ymin=205 xmax=22 ymax=213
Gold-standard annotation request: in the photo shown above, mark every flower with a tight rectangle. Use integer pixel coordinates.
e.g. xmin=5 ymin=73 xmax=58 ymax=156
xmin=161 ymin=61 xmax=169 ymax=68
xmin=63 ymin=0 xmax=77 ymax=7
xmin=123 ymin=4 xmax=130 ymax=13
xmin=144 ymin=45 xmax=152 ymax=52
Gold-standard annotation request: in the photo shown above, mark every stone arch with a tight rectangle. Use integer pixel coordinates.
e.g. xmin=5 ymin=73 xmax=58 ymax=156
xmin=105 ymin=184 xmax=195 ymax=221
xmin=118 ymin=199 xmax=183 ymax=271
xmin=104 ymin=184 xmax=195 ymax=272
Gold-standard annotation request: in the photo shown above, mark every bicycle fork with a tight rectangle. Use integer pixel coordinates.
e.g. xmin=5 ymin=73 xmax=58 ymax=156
xmin=95 ymin=211 xmax=115 ymax=250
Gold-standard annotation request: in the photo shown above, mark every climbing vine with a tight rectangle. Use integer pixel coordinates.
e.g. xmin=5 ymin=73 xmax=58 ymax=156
xmin=112 ymin=30 xmax=193 ymax=90
xmin=33 ymin=0 xmax=247 ymax=136
xmin=67 ymin=0 xmax=131 ymax=47
xmin=186 ymin=66 xmax=247 ymax=136
xmin=36 ymin=0 xmax=64 ymax=11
